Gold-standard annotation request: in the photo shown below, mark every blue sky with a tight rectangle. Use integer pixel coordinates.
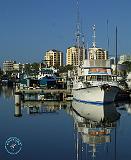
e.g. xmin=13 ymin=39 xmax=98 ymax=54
xmin=0 ymin=0 xmax=131 ymax=66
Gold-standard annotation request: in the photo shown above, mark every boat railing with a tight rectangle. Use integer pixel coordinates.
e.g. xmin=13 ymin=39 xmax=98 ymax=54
xmin=86 ymin=80 xmax=119 ymax=87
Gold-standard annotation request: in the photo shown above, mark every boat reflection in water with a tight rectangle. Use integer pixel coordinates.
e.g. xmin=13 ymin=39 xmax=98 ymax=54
xmin=68 ymin=100 xmax=121 ymax=159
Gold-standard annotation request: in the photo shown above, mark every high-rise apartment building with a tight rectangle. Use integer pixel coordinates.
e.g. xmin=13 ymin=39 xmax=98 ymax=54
xmin=88 ymin=47 xmax=108 ymax=60
xmin=66 ymin=46 xmax=87 ymax=66
xmin=3 ymin=60 xmax=16 ymax=73
xmin=3 ymin=60 xmax=23 ymax=73
xmin=44 ymin=49 xmax=63 ymax=67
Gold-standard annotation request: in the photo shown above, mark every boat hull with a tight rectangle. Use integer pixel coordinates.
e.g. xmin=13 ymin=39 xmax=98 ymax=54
xmin=72 ymin=85 xmax=119 ymax=104
xmin=72 ymin=100 xmax=120 ymax=122
xmin=127 ymin=81 xmax=131 ymax=89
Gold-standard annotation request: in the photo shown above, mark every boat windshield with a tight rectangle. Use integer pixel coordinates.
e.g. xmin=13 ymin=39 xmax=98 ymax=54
xmin=86 ymin=75 xmax=112 ymax=81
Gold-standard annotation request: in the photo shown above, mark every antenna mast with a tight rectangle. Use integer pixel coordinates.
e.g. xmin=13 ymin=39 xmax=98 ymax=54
xmin=81 ymin=19 xmax=85 ymax=49
xmin=76 ymin=0 xmax=81 ymax=67
xmin=115 ymin=26 xmax=118 ymax=81
xmin=92 ymin=25 xmax=96 ymax=48
xmin=107 ymin=20 xmax=109 ymax=52
xmin=81 ymin=18 xmax=86 ymax=60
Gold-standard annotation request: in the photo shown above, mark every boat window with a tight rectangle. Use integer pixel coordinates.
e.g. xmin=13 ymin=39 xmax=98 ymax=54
xmin=102 ymin=76 xmax=107 ymax=81
xmin=112 ymin=76 xmax=117 ymax=81
xmin=108 ymin=76 xmax=112 ymax=81
xmin=97 ymin=75 xmax=102 ymax=81
xmin=86 ymin=76 xmax=91 ymax=81
xmin=91 ymin=76 xmax=97 ymax=81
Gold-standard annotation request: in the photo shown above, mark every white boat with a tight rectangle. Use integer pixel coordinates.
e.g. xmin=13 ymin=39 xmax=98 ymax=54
xmin=38 ymin=67 xmax=57 ymax=80
xmin=72 ymin=60 xmax=120 ymax=104
xmin=126 ymin=72 xmax=131 ymax=89
xmin=72 ymin=25 xmax=120 ymax=104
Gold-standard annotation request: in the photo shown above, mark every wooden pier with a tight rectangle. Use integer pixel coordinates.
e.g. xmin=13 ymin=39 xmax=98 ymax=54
xmin=15 ymin=87 xmax=72 ymax=102
xmin=17 ymin=88 xmax=70 ymax=94
xmin=14 ymin=87 xmax=72 ymax=117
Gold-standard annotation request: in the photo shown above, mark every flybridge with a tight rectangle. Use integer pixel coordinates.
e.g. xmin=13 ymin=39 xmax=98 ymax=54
xmin=83 ymin=59 xmax=111 ymax=68
xmin=81 ymin=59 xmax=112 ymax=76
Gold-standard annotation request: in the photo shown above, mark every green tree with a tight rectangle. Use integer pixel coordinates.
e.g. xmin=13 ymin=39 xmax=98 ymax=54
xmin=122 ymin=61 xmax=131 ymax=73
xmin=31 ymin=62 xmax=40 ymax=72
xmin=0 ymin=69 xmax=3 ymax=79
xmin=24 ymin=63 xmax=31 ymax=75
xmin=5 ymin=71 xmax=12 ymax=79
xmin=58 ymin=65 xmax=73 ymax=73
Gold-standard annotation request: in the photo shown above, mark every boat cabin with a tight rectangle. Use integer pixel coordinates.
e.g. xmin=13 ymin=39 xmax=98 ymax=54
xmin=81 ymin=59 xmax=117 ymax=82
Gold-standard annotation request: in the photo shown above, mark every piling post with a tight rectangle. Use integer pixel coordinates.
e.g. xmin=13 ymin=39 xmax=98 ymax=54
xmin=59 ymin=93 xmax=63 ymax=101
xmin=14 ymin=91 xmax=22 ymax=117
xmin=63 ymin=92 xmax=67 ymax=101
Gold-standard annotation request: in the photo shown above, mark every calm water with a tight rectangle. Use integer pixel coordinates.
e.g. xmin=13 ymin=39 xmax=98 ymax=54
xmin=0 ymin=86 xmax=131 ymax=160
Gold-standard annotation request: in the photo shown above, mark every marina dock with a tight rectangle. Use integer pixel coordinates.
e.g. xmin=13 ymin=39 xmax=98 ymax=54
xmin=17 ymin=88 xmax=70 ymax=94
xmin=15 ymin=87 xmax=72 ymax=103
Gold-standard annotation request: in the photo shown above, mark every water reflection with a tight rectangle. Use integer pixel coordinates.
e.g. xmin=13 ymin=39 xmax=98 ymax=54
xmin=23 ymin=101 xmax=66 ymax=115
xmin=67 ymin=100 xmax=121 ymax=160
xmin=1 ymin=87 xmax=131 ymax=159
xmin=15 ymin=101 xmax=68 ymax=117
xmin=14 ymin=97 xmax=121 ymax=159
xmin=118 ymin=102 xmax=131 ymax=115
xmin=0 ymin=86 xmax=14 ymax=98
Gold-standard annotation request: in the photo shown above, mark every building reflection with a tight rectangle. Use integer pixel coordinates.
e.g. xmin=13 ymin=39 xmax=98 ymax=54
xmin=67 ymin=100 xmax=121 ymax=160
xmin=23 ymin=101 xmax=63 ymax=114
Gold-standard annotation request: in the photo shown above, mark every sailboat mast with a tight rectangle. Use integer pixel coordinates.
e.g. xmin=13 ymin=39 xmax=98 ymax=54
xmin=115 ymin=26 xmax=118 ymax=81
xmin=76 ymin=0 xmax=81 ymax=67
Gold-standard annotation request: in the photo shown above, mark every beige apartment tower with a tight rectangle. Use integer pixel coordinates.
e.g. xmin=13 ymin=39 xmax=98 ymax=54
xmin=66 ymin=46 xmax=87 ymax=66
xmin=3 ymin=60 xmax=15 ymax=73
xmin=44 ymin=49 xmax=63 ymax=67
xmin=88 ymin=47 xmax=108 ymax=60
